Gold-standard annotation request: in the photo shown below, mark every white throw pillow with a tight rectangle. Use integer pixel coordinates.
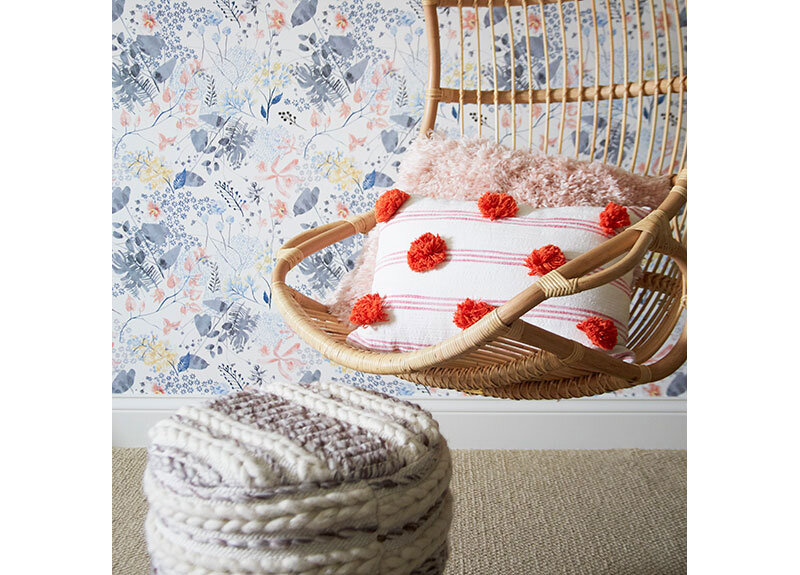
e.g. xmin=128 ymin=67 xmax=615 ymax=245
xmin=346 ymin=196 xmax=648 ymax=359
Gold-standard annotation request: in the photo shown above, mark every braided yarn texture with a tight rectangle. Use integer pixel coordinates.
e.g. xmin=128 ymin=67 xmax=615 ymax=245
xmin=143 ymin=381 xmax=452 ymax=575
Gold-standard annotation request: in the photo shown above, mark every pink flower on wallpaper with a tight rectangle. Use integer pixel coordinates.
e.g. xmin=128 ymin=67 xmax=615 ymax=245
xmin=338 ymin=102 xmax=351 ymax=118
xmin=119 ymin=110 xmax=130 ymax=127
xmin=125 ymin=295 xmax=137 ymax=312
xmin=272 ymin=199 xmax=287 ymax=220
xmin=162 ymin=318 xmax=180 ymax=335
xmin=353 ymin=87 xmax=365 ymax=103
xmin=463 ymin=9 xmax=476 ymax=31
xmin=643 ymin=383 xmax=662 ymax=397
xmin=166 ymin=275 xmax=177 ymax=289
xmin=152 ymin=289 xmax=165 ymax=304
xmin=348 ymin=134 xmax=365 ymax=151
xmin=142 ymin=12 xmax=156 ymax=30
xmin=158 ymin=134 xmax=176 ymax=151
xmin=180 ymin=68 xmax=191 ymax=85
xmin=269 ymin=10 xmax=286 ymax=31
xmin=336 ymin=202 xmax=349 ymax=218
xmin=148 ymin=201 xmax=161 ymax=218
xmin=162 ymin=87 xmax=173 ymax=103
xmin=277 ymin=136 xmax=297 ymax=155
xmin=148 ymin=102 xmax=161 ymax=118
xmin=335 ymin=12 xmax=349 ymax=31
xmin=261 ymin=341 xmax=303 ymax=379
xmin=260 ymin=157 xmax=300 ymax=196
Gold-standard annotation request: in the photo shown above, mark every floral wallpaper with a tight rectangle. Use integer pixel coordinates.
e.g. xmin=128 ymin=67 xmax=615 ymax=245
xmin=112 ymin=0 xmax=687 ymax=398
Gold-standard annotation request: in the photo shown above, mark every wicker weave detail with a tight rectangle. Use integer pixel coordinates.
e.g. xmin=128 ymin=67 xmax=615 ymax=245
xmin=537 ymin=270 xmax=579 ymax=298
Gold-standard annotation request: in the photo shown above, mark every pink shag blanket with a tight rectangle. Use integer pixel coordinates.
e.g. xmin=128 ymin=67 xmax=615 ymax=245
xmin=326 ymin=134 xmax=672 ymax=322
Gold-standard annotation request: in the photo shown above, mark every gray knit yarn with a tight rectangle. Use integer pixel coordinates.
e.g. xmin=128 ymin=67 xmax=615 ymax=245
xmin=143 ymin=380 xmax=452 ymax=575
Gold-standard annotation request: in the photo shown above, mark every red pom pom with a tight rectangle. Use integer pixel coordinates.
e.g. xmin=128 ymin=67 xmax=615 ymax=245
xmin=375 ymin=189 xmax=410 ymax=223
xmin=453 ymin=298 xmax=496 ymax=329
xmin=349 ymin=293 xmax=388 ymax=327
xmin=478 ymin=192 xmax=518 ymax=220
xmin=599 ymin=202 xmax=631 ymax=236
xmin=524 ymin=244 xmax=567 ymax=276
xmin=576 ymin=316 xmax=618 ymax=350
xmin=407 ymin=232 xmax=448 ymax=272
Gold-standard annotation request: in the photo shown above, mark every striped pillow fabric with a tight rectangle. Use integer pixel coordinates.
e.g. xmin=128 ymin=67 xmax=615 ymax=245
xmin=346 ymin=195 xmax=649 ymax=359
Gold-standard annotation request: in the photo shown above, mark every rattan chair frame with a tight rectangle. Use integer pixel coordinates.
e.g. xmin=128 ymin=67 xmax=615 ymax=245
xmin=272 ymin=0 xmax=687 ymax=399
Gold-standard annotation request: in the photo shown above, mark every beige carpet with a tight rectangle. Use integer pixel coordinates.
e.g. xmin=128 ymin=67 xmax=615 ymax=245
xmin=113 ymin=448 xmax=686 ymax=575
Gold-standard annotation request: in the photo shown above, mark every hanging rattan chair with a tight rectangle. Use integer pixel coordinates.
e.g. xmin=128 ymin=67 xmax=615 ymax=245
xmin=272 ymin=0 xmax=687 ymax=400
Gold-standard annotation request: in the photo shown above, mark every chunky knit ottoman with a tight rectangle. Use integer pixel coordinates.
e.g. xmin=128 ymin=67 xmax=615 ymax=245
xmin=143 ymin=381 xmax=452 ymax=575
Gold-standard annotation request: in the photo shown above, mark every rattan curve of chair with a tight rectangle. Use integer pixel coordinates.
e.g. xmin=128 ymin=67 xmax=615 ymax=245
xmin=273 ymin=0 xmax=687 ymax=399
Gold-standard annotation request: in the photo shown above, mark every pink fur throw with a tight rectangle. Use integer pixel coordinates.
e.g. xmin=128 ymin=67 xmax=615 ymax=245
xmin=327 ymin=134 xmax=671 ymax=322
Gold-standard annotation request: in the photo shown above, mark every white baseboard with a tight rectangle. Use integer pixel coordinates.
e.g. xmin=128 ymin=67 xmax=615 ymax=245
xmin=113 ymin=396 xmax=685 ymax=449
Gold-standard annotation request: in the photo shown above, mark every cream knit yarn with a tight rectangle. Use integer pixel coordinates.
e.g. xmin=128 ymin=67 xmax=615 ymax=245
xmin=143 ymin=380 xmax=452 ymax=575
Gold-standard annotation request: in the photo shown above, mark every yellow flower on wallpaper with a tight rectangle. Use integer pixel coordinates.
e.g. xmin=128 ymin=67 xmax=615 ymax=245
xmin=443 ymin=61 xmax=477 ymax=90
xmin=317 ymin=152 xmax=363 ymax=189
xmin=133 ymin=336 xmax=178 ymax=373
xmin=128 ymin=152 xmax=174 ymax=188
xmin=252 ymin=60 xmax=291 ymax=90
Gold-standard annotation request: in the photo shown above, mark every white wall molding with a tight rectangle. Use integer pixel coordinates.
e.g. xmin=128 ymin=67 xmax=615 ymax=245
xmin=113 ymin=396 xmax=686 ymax=449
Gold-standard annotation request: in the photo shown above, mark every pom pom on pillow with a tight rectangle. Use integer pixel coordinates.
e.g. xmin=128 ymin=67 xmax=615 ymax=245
xmin=349 ymin=294 xmax=388 ymax=327
xmin=478 ymin=192 xmax=518 ymax=220
xmin=375 ymin=189 xmax=410 ymax=223
xmin=576 ymin=316 xmax=618 ymax=350
xmin=524 ymin=245 xmax=567 ymax=276
xmin=453 ymin=299 xmax=496 ymax=329
xmin=407 ymin=232 xmax=448 ymax=272
xmin=599 ymin=202 xmax=631 ymax=236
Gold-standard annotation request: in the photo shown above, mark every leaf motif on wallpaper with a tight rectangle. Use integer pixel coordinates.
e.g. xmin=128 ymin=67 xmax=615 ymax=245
xmin=113 ymin=250 xmax=160 ymax=293
xmin=327 ymin=35 xmax=355 ymax=59
xmin=112 ymin=369 xmax=135 ymax=394
xmin=224 ymin=306 xmax=258 ymax=352
xmin=112 ymin=0 xmax=125 ymax=22
xmin=271 ymin=93 xmax=283 ymax=105
xmin=390 ymin=114 xmax=416 ymax=128
xmin=345 ymin=58 xmax=368 ymax=84
xmin=157 ymin=246 xmax=181 ymax=270
xmin=666 ymin=372 xmax=687 ymax=397
xmin=112 ymin=186 xmax=130 ymax=213
xmin=153 ymin=58 xmax=176 ymax=83
xmin=141 ymin=223 xmax=167 ymax=245
xmin=177 ymin=353 xmax=209 ymax=372
xmin=134 ymin=35 xmax=165 ymax=58
xmin=173 ymin=169 xmax=187 ymax=190
xmin=381 ymin=130 xmax=398 ymax=153
xmin=185 ymin=171 xmax=206 ymax=187
xmin=112 ymin=63 xmax=156 ymax=107
xmin=291 ymin=0 xmax=318 ymax=27
xmin=293 ymin=186 xmax=320 ymax=216
xmin=299 ymin=370 xmax=321 ymax=384
xmin=190 ymin=129 xmax=208 ymax=152
xmin=200 ymin=113 xmax=226 ymax=127
xmin=295 ymin=63 xmax=347 ymax=109
xmin=362 ymin=170 xmax=394 ymax=190
xmin=204 ymin=299 xmax=229 ymax=313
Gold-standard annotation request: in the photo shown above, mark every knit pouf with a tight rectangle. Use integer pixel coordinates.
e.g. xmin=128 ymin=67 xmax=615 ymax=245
xmin=143 ymin=381 xmax=452 ymax=575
